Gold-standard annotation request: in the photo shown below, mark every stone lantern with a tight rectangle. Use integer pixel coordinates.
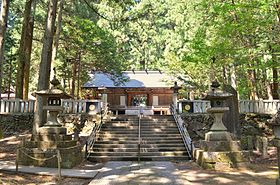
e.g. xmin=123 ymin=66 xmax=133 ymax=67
xmin=35 ymin=69 xmax=72 ymax=135
xmin=194 ymin=80 xmax=249 ymax=169
xmin=204 ymin=80 xmax=233 ymax=141
xmin=18 ymin=69 xmax=83 ymax=168
xmin=271 ymin=109 xmax=280 ymax=185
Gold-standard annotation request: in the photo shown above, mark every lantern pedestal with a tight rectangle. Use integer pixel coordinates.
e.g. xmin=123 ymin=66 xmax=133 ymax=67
xmin=195 ymin=81 xmax=249 ymax=169
xmin=195 ymin=105 xmax=249 ymax=169
xmin=205 ymin=107 xmax=232 ymax=141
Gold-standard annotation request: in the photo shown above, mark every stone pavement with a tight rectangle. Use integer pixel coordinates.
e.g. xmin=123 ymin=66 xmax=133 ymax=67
xmin=89 ymin=161 xmax=189 ymax=185
xmin=0 ymin=160 xmax=100 ymax=179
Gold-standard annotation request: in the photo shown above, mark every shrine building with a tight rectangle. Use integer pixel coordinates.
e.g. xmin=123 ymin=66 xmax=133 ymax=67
xmin=83 ymin=70 xmax=176 ymax=115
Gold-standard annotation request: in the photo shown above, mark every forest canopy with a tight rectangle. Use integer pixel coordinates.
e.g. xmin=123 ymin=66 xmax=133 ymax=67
xmin=0 ymin=0 xmax=279 ymax=100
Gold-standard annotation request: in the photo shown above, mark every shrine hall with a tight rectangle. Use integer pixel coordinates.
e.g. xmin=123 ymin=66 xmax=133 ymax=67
xmin=83 ymin=70 xmax=177 ymax=115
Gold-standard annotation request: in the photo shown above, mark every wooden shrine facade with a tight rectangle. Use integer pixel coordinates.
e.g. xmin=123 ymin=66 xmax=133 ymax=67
xmin=82 ymin=71 xmax=175 ymax=115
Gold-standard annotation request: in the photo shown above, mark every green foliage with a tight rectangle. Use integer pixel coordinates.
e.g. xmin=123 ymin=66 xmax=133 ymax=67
xmin=2 ymin=0 xmax=279 ymax=99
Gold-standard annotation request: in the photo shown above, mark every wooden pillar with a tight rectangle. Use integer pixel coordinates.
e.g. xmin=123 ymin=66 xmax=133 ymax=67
xmin=127 ymin=93 xmax=131 ymax=106
xmin=148 ymin=93 xmax=153 ymax=106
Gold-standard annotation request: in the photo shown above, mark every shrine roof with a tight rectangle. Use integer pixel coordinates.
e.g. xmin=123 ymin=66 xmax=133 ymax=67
xmin=83 ymin=71 xmax=175 ymax=88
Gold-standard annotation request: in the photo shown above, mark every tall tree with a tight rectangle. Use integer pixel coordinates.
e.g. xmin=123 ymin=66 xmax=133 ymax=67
xmin=50 ymin=0 xmax=64 ymax=78
xmin=33 ymin=0 xmax=58 ymax=134
xmin=15 ymin=0 xmax=36 ymax=100
xmin=23 ymin=0 xmax=36 ymax=100
xmin=0 ymin=0 xmax=10 ymax=99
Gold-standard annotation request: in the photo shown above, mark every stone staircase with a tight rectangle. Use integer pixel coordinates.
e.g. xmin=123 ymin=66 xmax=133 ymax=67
xmin=87 ymin=115 xmax=191 ymax=162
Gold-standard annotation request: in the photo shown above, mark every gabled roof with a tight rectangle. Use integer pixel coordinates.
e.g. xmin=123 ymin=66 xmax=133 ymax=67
xmin=83 ymin=71 xmax=175 ymax=88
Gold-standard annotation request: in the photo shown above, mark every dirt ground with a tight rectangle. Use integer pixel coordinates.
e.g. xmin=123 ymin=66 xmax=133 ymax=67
xmin=0 ymin=133 xmax=279 ymax=185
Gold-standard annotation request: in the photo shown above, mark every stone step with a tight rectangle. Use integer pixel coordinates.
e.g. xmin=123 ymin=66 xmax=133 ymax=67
xmin=91 ymin=147 xmax=187 ymax=152
xmin=98 ymin=133 xmax=181 ymax=137
xmin=102 ymin=126 xmax=178 ymax=130
xmin=87 ymin=155 xmax=189 ymax=162
xmin=104 ymin=123 xmax=176 ymax=127
xmin=87 ymin=115 xmax=190 ymax=162
xmin=93 ymin=143 xmax=185 ymax=148
xmin=99 ymin=130 xmax=180 ymax=134
xmin=89 ymin=151 xmax=188 ymax=157
xmin=97 ymin=137 xmax=183 ymax=142
xmin=110 ymin=119 xmax=175 ymax=122
xmin=97 ymin=136 xmax=182 ymax=140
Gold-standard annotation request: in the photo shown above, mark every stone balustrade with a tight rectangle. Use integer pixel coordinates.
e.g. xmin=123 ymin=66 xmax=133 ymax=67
xmin=0 ymin=99 xmax=279 ymax=114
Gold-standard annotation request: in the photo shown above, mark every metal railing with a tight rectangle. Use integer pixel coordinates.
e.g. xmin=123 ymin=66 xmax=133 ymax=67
xmin=170 ymin=104 xmax=193 ymax=159
xmin=138 ymin=114 xmax=141 ymax=162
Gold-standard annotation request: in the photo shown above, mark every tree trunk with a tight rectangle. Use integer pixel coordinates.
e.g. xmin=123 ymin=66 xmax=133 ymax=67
xmin=230 ymin=64 xmax=237 ymax=90
xmin=262 ymin=68 xmax=273 ymax=100
xmin=16 ymin=0 xmax=36 ymax=100
xmin=273 ymin=3 xmax=280 ymax=99
xmin=50 ymin=0 xmax=64 ymax=79
xmin=71 ymin=59 xmax=77 ymax=97
xmin=77 ymin=52 xmax=81 ymax=99
xmin=223 ymin=65 xmax=230 ymax=84
xmin=248 ymin=63 xmax=259 ymax=100
xmin=272 ymin=67 xmax=279 ymax=99
xmin=34 ymin=0 xmax=58 ymax=134
xmin=23 ymin=0 xmax=36 ymax=100
xmin=0 ymin=0 xmax=10 ymax=99
xmin=266 ymin=82 xmax=273 ymax=100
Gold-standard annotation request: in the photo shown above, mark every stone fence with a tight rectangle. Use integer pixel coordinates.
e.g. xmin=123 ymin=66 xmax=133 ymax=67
xmin=178 ymin=99 xmax=280 ymax=114
xmin=0 ymin=99 xmax=279 ymax=114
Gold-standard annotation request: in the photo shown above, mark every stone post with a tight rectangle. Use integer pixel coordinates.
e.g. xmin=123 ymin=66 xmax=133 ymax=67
xmin=173 ymin=92 xmax=178 ymax=109
xmin=172 ymin=81 xmax=180 ymax=111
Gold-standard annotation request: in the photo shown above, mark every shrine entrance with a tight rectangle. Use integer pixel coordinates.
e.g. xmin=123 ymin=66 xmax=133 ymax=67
xmin=131 ymin=94 xmax=148 ymax=106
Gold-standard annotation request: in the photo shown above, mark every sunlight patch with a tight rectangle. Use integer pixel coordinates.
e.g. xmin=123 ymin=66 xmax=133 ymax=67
xmin=213 ymin=177 xmax=234 ymax=183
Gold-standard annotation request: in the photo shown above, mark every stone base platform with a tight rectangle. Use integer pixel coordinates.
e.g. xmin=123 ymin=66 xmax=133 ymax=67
xmin=194 ymin=148 xmax=250 ymax=170
xmin=18 ymin=145 xmax=83 ymax=168
xmin=200 ymin=140 xmax=242 ymax=152
xmin=38 ymin=126 xmax=67 ymax=135
xmin=205 ymin=131 xmax=232 ymax=141
xmin=18 ymin=127 xmax=83 ymax=168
